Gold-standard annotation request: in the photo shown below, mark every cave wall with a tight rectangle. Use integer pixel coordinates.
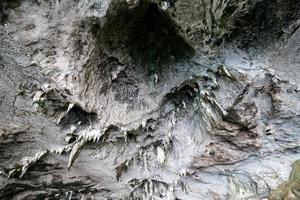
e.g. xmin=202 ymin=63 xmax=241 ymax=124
xmin=0 ymin=0 xmax=300 ymax=199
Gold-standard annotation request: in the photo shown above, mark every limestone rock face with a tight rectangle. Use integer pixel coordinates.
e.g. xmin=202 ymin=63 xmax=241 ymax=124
xmin=0 ymin=0 xmax=300 ymax=199
xmin=165 ymin=0 xmax=249 ymax=46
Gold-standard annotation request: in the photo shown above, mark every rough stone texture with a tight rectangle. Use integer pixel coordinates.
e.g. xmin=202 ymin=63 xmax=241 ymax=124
xmin=269 ymin=160 xmax=300 ymax=200
xmin=0 ymin=0 xmax=300 ymax=199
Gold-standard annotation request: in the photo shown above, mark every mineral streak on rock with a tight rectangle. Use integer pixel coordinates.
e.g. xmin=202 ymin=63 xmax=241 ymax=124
xmin=0 ymin=0 xmax=300 ymax=199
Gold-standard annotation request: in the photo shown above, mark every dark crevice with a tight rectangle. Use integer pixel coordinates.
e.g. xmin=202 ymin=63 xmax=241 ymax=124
xmin=163 ymin=80 xmax=199 ymax=106
xmin=59 ymin=104 xmax=97 ymax=127
xmin=96 ymin=0 xmax=194 ymax=66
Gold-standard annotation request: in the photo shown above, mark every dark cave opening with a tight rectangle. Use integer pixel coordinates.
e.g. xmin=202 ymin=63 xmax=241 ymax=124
xmin=59 ymin=104 xmax=97 ymax=128
xmin=97 ymin=0 xmax=194 ymax=66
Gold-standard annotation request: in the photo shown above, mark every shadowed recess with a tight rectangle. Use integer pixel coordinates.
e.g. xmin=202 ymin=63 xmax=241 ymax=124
xmin=97 ymin=0 xmax=194 ymax=66
xmin=227 ymin=0 xmax=300 ymax=48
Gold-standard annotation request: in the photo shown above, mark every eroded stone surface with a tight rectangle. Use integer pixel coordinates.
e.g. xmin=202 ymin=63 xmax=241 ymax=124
xmin=0 ymin=0 xmax=300 ymax=199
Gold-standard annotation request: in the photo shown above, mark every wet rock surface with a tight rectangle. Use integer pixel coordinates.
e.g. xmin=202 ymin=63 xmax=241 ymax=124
xmin=0 ymin=0 xmax=300 ymax=199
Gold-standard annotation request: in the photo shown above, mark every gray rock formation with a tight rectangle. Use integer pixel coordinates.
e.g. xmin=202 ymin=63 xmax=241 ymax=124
xmin=0 ymin=0 xmax=299 ymax=199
